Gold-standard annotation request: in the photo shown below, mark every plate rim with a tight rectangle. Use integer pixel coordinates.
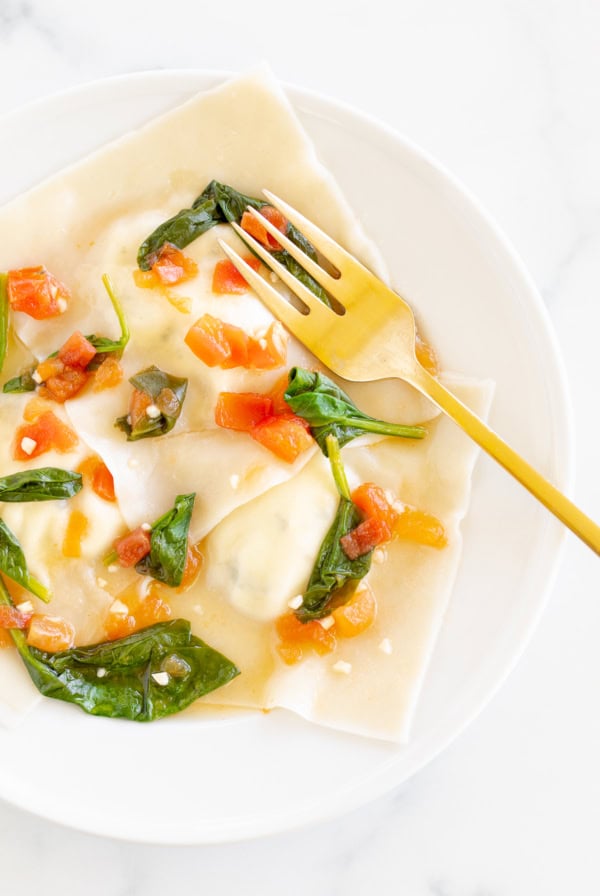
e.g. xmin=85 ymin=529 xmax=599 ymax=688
xmin=0 ymin=68 xmax=573 ymax=844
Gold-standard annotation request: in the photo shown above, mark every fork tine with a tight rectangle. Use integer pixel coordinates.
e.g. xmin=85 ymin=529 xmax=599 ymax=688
xmin=230 ymin=221 xmax=335 ymax=323
xmin=217 ymin=240 xmax=319 ymax=343
xmin=242 ymin=205 xmax=339 ymax=296
xmin=263 ymin=189 xmax=370 ymax=279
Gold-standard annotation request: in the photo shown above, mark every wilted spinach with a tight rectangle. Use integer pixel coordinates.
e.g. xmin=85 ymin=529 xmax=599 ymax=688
xmin=0 ymin=519 xmax=50 ymax=602
xmin=135 ymin=493 xmax=195 ymax=587
xmin=0 ymin=468 xmax=82 ymax=502
xmin=137 ymin=180 xmax=330 ymax=305
xmin=0 ymin=273 xmax=8 ymax=374
xmin=296 ymin=435 xmax=371 ymax=622
xmin=2 ymin=369 xmax=36 ymax=394
xmin=115 ymin=365 xmax=187 ymax=440
xmin=285 ymin=367 xmax=427 ymax=454
xmin=0 ymin=573 xmax=239 ymax=721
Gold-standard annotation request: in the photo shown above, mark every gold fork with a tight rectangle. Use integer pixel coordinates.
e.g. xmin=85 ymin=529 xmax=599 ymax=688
xmin=219 ymin=191 xmax=600 ymax=555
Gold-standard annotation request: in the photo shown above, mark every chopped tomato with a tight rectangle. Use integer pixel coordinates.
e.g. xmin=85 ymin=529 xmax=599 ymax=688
xmin=268 ymin=374 xmax=292 ymax=415
xmin=39 ymin=365 xmax=90 ymax=403
xmin=351 ymin=482 xmax=398 ymax=540
xmin=35 ymin=357 xmax=65 ymax=382
xmin=0 ymin=630 xmax=13 ymax=648
xmin=77 ymin=456 xmax=115 ymax=502
xmin=415 ymin=331 xmax=440 ymax=376
xmin=133 ymin=269 xmax=157 ymax=289
xmin=212 ymin=256 xmax=261 ymax=294
xmin=0 ymin=605 xmax=32 ymax=630
xmin=23 ymin=396 xmax=52 ymax=422
xmin=332 ymin=583 xmax=377 ymax=638
xmin=152 ymin=244 xmax=198 ymax=286
xmin=129 ymin=388 xmax=152 ymax=430
xmin=185 ymin=314 xmax=233 ymax=367
xmin=240 ymin=205 xmax=287 ymax=249
xmin=62 ymin=510 xmax=89 ymax=558
xmin=14 ymin=411 xmax=78 ymax=460
xmin=114 ymin=527 xmax=152 ymax=567
xmin=340 ymin=516 xmax=389 ymax=559
xmin=58 ymin=331 xmax=97 ymax=368
xmin=250 ymin=413 xmax=313 ymax=463
xmin=7 ymin=266 xmax=70 ymax=319
xmin=275 ymin=611 xmax=336 ymax=665
xmin=177 ymin=542 xmax=203 ymax=592
xmin=27 ymin=614 xmax=75 ymax=652
xmin=93 ymin=356 xmax=123 ymax=391
xmin=395 ymin=507 xmax=447 ymax=548
xmin=215 ymin=392 xmax=273 ymax=432
xmin=220 ymin=322 xmax=250 ymax=368
xmin=104 ymin=581 xmax=172 ymax=640
xmin=246 ymin=322 xmax=288 ymax=370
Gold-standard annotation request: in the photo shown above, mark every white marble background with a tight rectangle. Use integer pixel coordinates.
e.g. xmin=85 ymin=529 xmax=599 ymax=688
xmin=1 ymin=0 xmax=599 ymax=892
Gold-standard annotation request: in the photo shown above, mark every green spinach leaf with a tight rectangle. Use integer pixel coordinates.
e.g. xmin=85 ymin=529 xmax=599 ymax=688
xmin=285 ymin=367 xmax=427 ymax=453
xmin=137 ymin=195 xmax=221 ymax=270
xmin=296 ymin=435 xmax=371 ymax=622
xmin=0 ymin=519 xmax=50 ymax=602
xmin=135 ymin=493 xmax=195 ymax=587
xmin=0 ymin=574 xmax=239 ymax=721
xmin=2 ymin=369 xmax=36 ymax=393
xmin=115 ymin=365 xmax=187 ymax=440
xmin=0 ymin=468 xmax=82 ymax=502
xmin=0 ymin=273 xmax=8 ymax=375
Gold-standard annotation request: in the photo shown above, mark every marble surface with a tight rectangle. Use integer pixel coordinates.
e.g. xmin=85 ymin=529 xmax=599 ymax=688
xmin=0 ymin=0 xmax=599 ymax=892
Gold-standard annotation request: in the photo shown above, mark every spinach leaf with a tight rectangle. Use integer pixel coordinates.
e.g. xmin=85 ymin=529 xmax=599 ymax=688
xmin=285 ymin=367 xmax=427 ymax=453
xmin=296 ymin=435 xmax=371 ymax=621
xmin=135 ymin=493 xmax=195 ymax=587
xmin=0 ymin=519 xmax=50 ymax=602
xmin=3 ymin=369 xmax=36 ymax=393
xmin=0 ymin=468 xmax=82 ymax=502
xmin=136 ymin=180 xmax=330 ymax=305
xmin=0 ymin=273 xmax=8 ymax=374
xmin=115 ymin=365 xmax=187 ymax=440
xmin=0 ymin=574 xmax=239 ymax=721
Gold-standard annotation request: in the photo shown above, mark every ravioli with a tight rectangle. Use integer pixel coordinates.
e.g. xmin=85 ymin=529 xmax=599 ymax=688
xmin=0 ymin=67 xmax=491 ymax=741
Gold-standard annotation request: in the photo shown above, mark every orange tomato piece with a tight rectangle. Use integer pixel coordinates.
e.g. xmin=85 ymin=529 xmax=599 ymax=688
xmin=129 ymin=388 xmax=152 ymax=430
xmin=77 ymin=456 xmax=115 ymax=502
xmin=250 ymin=413 xmax=313 ymax=463
xmin=151 ymin=244 xmax=198 ymax=286
xmin=0 ymin=630 xmax=14 ymax=649
xmin=62 ymin=509 xmax=89 ymax=558
xmin=415 ymin=331 xmax=440 ymax=376
xmin=133 ymin=269 xmax=158 ymax=289
xmin=268 ymin=373 xmax=292 ymax=415
xmin=7 ymin=266 xmax=70 ymax=319
xmin=104 ymin=581 xmax=172 ymax=640
xmin=246 ymin=322 xmax=288 ymax=370
xmin=93 ymin=356 xmax=123 ymax=391
xmin=275 ymin=611 xmax=336 ymax=665
xmin=340 ymin=516 xmax=389 ymax=559
xmin=332 ymin=584 xmax=377 ymax=638
xmin=0 ymin=605 xmax=32 ymax=630
xmin=215 ymin=392 xmax=274 ymax=432
xmin=351 ymin=482 xmax=398 ymax=539
xmin=23 ymin=396 xmax=52 ymax=422
xmin=177 ymin=542 xmax=203 ymax=592
xmin=27 ymin=614 xmax=75 ymax=652
xmin=58 ymin=331 xmax=97 ymax=368
xmin=114 ymin=527 xmax=152 ymax=567
xmin=13 ymin=411 xmax=78 ymax=460
xmin=220 ymin=322 xmax=250 ymax=368
xmin=212 ymin=256 xmax=261 ymax=294
xmin=240 ymin=205 xmax=287 ymax=249
xmin=185 ymin=314 xmax=232 ymax=367
xmin=35 ymin=356 xmax=65 ymax=382
xmin=395 ymin=507 xmax=447 ymax=548
xmin=39 ymin=365 xmax=90 ymax=403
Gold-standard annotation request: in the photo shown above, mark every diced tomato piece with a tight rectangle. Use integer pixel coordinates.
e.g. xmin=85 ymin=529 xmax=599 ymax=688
xmin=240 ymin=205 xmax=288 ymax=250
xmin=7 ymin=266 xmax=70 ymax=320
xmin=14 ymin=411 xmax=78 ymax=460
xmin=58 ymin=330 xmax=97 ymax=368
xmin=133 ymin=269 xmax=158 ymax=289
xmin=211 ymin=256 xmax=261 ymax=294
xmin=215 ymin=392 xmax=274 ymax=432
xmin=92 ymin=461 xmax=115 ymax=502
xmin=0 ymin=630 xmax=13 ymax=648
xmin=35 ymin=357 xmax=65 ymax=382
xmin=62 ymin=510 xmax=89 ymax=558
xmin=114 ymin=527 xmax=152 ymax=567
xmin=415 ymin=331 xmax=440 ymax=376
xmin=0 ymin=605 xmax=32 ymax=630
xmin=39 ymin=365 xmax=90 ymax=403
xmin=395 ymin=507 xmax=447 ymax=549
xmin=332 ymin=583 xmax=377 ymax=638
xmin=23 ymin=396 xmax=52 ymax=423
xmin=151 ymin=244 xmax=198 ymax=286
xmin=129 ymin=388 xmax=152 ymax=429
xmin=250 ymin=413 xmax=313 ymax=463
xmin=247 ymin=322 xmax=288 ymax=370
xmin=104 ymin=581 xmax=172 ymax=640
xmin=275 ymin=611 xmax=336 ymax=665
xmin=177 ymin=542 xmax=203 ymax=592
xmin=351 ymin=483 xmax=398 ymax=540
xmin=27 ymin=614 xmax=75 ymax=652
xmin=340 ymin=516 xmax=389 ymax=559
xmin=185 ymin=314 xmax=231 ymax=366
xmin=268 ymin=373 xmax=292 ymax=415
xmin=93 ymin=356 xmax=123 ymax=391
xmin=220 ymin=322 xmax=250 ymax=368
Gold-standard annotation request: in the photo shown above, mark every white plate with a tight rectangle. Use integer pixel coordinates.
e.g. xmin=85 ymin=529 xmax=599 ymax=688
xmin=0 ymin=71 xmax=571 ymax=844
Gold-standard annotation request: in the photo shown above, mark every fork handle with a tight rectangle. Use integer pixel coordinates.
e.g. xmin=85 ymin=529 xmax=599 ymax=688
xmin=410 ymin=367 xmax=600 ymax=555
